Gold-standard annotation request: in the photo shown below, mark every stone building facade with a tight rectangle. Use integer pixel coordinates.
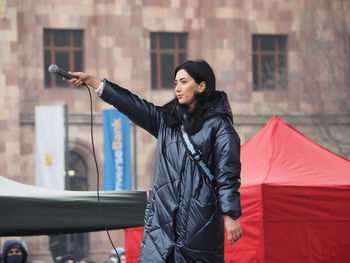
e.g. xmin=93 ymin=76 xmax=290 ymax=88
xmin=1 ymin=0 xmax=349 ymax=262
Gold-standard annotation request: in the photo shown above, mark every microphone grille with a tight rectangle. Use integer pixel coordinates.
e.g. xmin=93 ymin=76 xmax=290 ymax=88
xmin=48 ymin=64 xmax=58 ymax=74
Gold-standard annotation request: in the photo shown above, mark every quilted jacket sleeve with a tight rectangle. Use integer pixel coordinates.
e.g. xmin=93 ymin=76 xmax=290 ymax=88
xmin=213 ymin=118 xmax=242 ymax=219
xmin=100 ymin=79 xmax=162 ymax=138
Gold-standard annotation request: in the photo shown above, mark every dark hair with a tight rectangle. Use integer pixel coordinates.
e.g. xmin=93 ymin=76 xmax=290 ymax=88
xmin=162 ymin=59 xmax=219 ymax=134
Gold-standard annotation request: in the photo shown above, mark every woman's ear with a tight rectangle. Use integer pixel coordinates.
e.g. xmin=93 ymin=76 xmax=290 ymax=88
xmin=198 ymin=81 xmax=206 ymax=93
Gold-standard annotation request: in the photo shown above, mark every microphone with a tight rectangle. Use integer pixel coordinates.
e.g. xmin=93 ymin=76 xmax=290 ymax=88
xmin=48 ymin=64 xmax=74 ymax=80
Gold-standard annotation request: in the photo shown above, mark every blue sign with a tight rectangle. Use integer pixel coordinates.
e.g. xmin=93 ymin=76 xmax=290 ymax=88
xmin=102 ymin=109 xmax=132 ymax=190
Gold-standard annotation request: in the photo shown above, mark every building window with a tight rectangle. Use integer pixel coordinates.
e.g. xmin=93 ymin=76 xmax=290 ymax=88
xmin=252 ymin=34 xmax=288 ymax=90
xmin=151 ymin=32 xmax=188 ymax=89
xmin=44 ymin=29 xmax=84 ymax=88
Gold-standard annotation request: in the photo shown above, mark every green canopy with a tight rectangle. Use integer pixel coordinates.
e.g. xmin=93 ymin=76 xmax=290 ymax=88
xmin=0 ymin=176 xmax=147 ymax=236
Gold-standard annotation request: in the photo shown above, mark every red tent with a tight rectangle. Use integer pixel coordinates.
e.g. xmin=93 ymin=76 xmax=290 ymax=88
xmin=125 ymin=116 xmax=350 ymax=262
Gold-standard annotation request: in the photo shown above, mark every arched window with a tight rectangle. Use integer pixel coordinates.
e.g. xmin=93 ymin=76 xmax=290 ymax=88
xmin=66 ymin=150 xmax=89 ymax=190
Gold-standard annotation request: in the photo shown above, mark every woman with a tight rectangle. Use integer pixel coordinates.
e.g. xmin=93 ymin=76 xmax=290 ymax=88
xmin=67 ymin=60 xmax=242 ymax=262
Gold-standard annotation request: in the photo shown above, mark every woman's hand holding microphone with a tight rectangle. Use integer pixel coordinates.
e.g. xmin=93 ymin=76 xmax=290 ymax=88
xmin=64 ymin=72 xmax=101 ymax=90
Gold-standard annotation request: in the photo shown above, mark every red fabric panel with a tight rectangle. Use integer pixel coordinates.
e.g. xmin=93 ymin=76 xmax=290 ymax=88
xmin=264 ymin=221 xmax=350 ymax=262
xmin=264 ymin=185 xmax=350 ymax=221
xmin=124 ymin=227 xmax=143 ymax=263
xmin=262 ymin=184 xmax=350 ymax=262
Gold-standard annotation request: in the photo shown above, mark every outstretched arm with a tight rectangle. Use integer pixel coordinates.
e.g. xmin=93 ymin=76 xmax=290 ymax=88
xmin=65 ymin=72 xmax=162 ymax=137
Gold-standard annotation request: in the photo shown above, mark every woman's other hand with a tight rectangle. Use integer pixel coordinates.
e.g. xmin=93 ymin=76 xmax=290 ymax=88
xmin=64 ymin=72 xmax=102 ymax=89
xmin=224 ymin=216 xmax=242 ymax=245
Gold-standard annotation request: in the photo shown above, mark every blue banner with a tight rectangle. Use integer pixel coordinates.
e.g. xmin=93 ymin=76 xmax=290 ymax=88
xmin=102 ymin=109 xmax=132 ymax=190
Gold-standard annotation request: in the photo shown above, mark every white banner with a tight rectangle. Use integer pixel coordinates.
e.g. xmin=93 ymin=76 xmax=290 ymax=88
xmin=35 ymin=105 xmax=65 ymax=190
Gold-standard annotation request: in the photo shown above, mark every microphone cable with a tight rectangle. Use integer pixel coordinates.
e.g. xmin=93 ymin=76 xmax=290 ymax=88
xmin=83 ymin=83 xmax=121 ymax=263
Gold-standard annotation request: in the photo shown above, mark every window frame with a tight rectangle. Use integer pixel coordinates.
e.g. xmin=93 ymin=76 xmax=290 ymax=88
xmin=151 ymin=32 xmax=188 ymax=90
xmin=252 ymin=34 xmax=288 ymax=91
xmin=44 ymin=29 xmax=84 ymax=88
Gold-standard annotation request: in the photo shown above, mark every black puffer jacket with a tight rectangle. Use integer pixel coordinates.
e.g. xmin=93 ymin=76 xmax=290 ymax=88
xmin=101 ymin=80 xmax=241 ymax=263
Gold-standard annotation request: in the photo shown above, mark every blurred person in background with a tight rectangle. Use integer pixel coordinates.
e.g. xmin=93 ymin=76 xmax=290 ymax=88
xmin=101 ymin=248 xmax=125 ymax=263
xmin=2 ymin=240 xmax=28 ymax=263
xmin=59 ymin=254 xmax=76 ymax=263
xmin=119 ymin=254 xmax=126 ymax=263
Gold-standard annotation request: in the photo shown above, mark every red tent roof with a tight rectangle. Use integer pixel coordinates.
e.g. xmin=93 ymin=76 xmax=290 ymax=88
xmin=241 ymin=116 xmax=350 ymax=186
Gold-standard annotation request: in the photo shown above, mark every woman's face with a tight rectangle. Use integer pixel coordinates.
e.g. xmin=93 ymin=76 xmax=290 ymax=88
xmin=174 ymin=69 xmax=205 ymax=111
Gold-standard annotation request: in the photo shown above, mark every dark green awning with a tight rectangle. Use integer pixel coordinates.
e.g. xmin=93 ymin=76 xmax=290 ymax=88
xmin=0 ymin=176 xmax=146 ymax=236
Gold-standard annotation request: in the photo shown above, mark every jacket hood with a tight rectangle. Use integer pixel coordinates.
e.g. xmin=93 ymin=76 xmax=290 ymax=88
xmin=60 ymin=254 xmax=76 ymax=263
xmin=2 ymin=240 xmax=28 ymax=263
xmin=205 ymin=91 xmax=233 ymax=124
